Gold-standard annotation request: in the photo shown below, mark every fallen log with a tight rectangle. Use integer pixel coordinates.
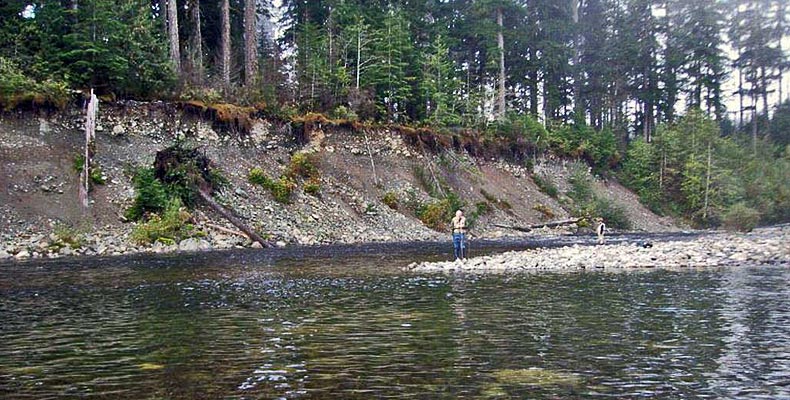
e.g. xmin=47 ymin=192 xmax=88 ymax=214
xmin=198 ymin=188 xmax=272 ymax=247
xmin=204 ymin=222 xmax=248 ymax=238
xmin=493 ymin=218 xmax=582 ymax=232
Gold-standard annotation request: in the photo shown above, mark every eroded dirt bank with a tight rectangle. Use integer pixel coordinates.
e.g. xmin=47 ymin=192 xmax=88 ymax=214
xmin=1 ymin=102 xmax=676 ymax=261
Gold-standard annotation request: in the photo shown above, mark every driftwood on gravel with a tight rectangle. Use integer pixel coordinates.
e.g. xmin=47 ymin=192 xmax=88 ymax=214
xmin=493 ymin=218 xmax=582 ymax=232
xmin=198 ymin=188 xmax=270 ymax=246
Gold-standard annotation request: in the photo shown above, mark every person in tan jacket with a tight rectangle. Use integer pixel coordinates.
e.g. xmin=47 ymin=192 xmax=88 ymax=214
xmin=451 ymin=210 xmax=467 ymax=260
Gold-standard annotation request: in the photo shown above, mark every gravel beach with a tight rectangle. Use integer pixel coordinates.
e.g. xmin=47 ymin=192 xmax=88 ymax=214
xmin=407 ymin=225 xmax=790 ymax=273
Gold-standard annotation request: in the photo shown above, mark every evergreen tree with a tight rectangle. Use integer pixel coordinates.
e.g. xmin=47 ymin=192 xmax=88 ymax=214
xmin=368 ymin=6 xmax=413 ymax=122
xmin=420 ymin=34 xmax=461 ymax=126
xmin=670 ymin=0 xmax=727 ymax=119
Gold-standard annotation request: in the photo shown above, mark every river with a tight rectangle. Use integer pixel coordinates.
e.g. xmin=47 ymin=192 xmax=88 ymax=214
xmin=1 ymin=242 xmax=788 ymax=399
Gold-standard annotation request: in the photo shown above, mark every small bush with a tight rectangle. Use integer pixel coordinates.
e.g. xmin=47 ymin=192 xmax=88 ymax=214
xmin=0 ymin=57 xmax=69 ymax=111
xmin=131 ymin=197 xmax=194 ymax=245
xmin=593 ymin=199 xmax=631 ymax=230
xmin=567 ymin=165 xmax=594 ymax=204
xmin=417 ymin=199 xmax=453 ymax=231
xmin=53 ymin=223 xmax=84 ymax=249
xmin=533 ymin=203 xmax=555 ymax=220
xmin=249 ymin=167 xmax=296 ymax=203
xmin=304 ymin=177 xmax=321 ymax=197
xmin=474 ymin=201 xmax=492 ymax=216
xmin=722 ymin=202 xmax=760 ymax=232
xmin=126 ymin=167 xmax=170 ymax=221
xmin=329 ymin=105 xmax=358 ymax=121
xmin=288 ymin=152 xmax=320 ymax=180
xmin=179 ymin=86 xmax=223 ymax=104
xmin=248 ymin=167 xmax=268 ymax=185
xmin=382 ymin=191 xmax=399 ymax=210
xmin=533 ymin=174 xmax=559 ymax=198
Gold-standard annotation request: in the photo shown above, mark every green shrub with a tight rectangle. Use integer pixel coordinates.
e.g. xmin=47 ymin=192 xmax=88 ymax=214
xmin=248 ymin=167 xmax=268 ymax=185
xmin=567 ymin=165 xmax=594 ymax=204
xmin=179 ymin=86 xmax=223 ymax=104
xmin=466 ymin=201 xmax=492 ymax=228
xmin=722 ymin=202 xmax=760 ymax=232
xmin=474 ymin=201 xmax=492 ymax=216
xmin=0 ymin=57 xmax=69 ymax=111
xmin=288 ymin=152 xmax=320 ymax=180
xmin=304 ymin=177 xmax=321 ymax=197
xmin=249 ymin=167 xmax=296 ymax=203
xmin=329 ymin=105 xmax=358 ymax=121
xmin=417 ymin=199 xmax=453 ymax=231
xmin=131 ymin=197 xmax=194 ymax=244
xmin=484 ymin=112 xmax=548 ymax=159
xmin=533 ymin=174 xmax=559 ymax=198
xmin=593 ymin=199 xmax=632 ymax=230
xmin=382 ymin=191 xmax=399 ymax=210
xmin=53 ymin=223 xmax=85 ymax=249
xmin=126 ymin=167 xmax=170 ymax=221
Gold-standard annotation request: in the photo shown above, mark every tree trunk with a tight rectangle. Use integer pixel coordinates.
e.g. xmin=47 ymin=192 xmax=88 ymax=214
xmin=496 ymin=7 xmax=506 ymax=119
xmin=158 ymin=0 xmax=168 ymax=36
xmin=167 ymin=0 xmax=181 ymax=76
xmin=356 ymin=27 xmax=361 ymax=89
xmin=703 ymin=141 xmax=712 ymax=221
xmin=529 ymin=47 xmax=538 ymax=117
xmin=220 ymin=0 xmax=231 ymax=87
xmin=189 ymin=0 xmax=203 ymax=85
xmin=761 ymin=66 xmax=769 ymax=117
xmin=738 ymin=65 xmax=744 ymax=126
xmin=752 ymin=98 xmax=758 ymax=154
xmin=244 ymin=0 xmax=258 ymax=86
xmin=572 ymin=0 xmax=583 ymax=117
xmin=493 ymin=218 xmax=583 ymax=233
xmin=198 ymin=188 xmax=272 ymax=247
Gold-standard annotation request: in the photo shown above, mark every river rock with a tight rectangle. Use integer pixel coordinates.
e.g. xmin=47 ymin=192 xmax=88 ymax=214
xmin=14 ymin=250 xmax=30 ymax=260
xmin=0 ymin=249 xmax=11 ymax=259
xmin=178 ymin=238 xmax=212 ymax=252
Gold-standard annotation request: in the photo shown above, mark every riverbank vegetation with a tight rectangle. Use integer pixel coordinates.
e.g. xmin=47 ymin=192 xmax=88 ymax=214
xmin=1 ymin=0 xmax=789 ymax=230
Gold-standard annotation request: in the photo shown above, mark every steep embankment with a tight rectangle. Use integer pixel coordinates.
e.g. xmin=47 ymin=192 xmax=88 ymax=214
xmin=0 ymin=103 xmax=675 ymax=260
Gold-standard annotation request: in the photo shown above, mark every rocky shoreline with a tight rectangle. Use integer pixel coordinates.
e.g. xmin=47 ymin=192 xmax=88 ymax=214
xmin=407 ymin=225 xmax=790 ymax=273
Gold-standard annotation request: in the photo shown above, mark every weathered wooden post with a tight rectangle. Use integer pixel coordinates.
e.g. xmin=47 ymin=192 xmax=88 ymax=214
xmin=79 ymin=89 xmax=98 ymax=209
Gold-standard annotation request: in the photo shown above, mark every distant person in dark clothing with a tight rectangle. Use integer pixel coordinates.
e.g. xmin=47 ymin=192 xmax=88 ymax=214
xmin=596 ymin=218 xmax=606 ymax=244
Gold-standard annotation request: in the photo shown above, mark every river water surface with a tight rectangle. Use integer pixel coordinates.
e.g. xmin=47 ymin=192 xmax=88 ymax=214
xmin=1 ymin=245 xmax=788 ymax=399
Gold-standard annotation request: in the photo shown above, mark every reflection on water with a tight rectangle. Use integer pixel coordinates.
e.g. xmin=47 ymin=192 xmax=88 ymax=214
xmin=0 ymin=253 xmax=788 ymax=399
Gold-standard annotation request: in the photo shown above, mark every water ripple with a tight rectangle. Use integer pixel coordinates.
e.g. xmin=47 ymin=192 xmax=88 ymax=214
xmin=0 ymin=259 xmax=788 ymax=399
